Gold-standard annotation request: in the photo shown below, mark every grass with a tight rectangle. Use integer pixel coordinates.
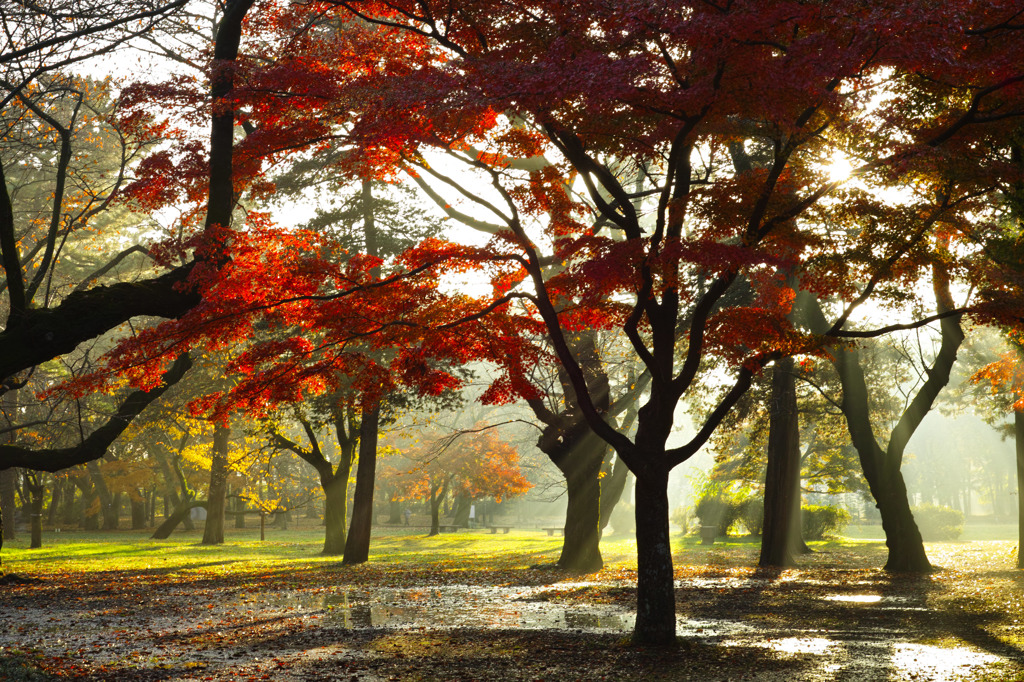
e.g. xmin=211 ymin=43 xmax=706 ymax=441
xmin=1 ymin=525 xmax=597 ymax=576
xmin=1 ymin=523 xmax=915 ymax=579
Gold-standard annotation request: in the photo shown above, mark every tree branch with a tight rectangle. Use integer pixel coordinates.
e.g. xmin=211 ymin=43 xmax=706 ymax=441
xmin=0 ymin=353 xmax=193 ymax=472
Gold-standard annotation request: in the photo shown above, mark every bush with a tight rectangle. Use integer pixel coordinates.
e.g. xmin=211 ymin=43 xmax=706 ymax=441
xmin=912 ymin=504 xmax=963 ymax=541
xmin=739 ymin=498 xmax=764 ymax=536
xmin=801 ymin=505 xmax=850 ymax=540
xmin=695 ymin=495 xmax=744 ymax=536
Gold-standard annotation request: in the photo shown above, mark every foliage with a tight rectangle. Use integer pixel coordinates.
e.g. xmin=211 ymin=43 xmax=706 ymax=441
xmin=385 ymin=423 xmax=533 ymax=506
xmin=8 ymin=0 xmax=1024 ymax=646
xmin=912 ymin=504 xmax=965 ymax=541
xmin=801 ymin=505 xmax=851 ymax=541
xmin=694 ymin=495 xmax=745 ymax=537
xmin=740 ymin=498 xmax=765 ymax=537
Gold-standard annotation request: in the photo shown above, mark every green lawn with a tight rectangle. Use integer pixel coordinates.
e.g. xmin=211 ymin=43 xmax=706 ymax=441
xmin=0 ymin=520 xmax=1014 ymax=582
xmin=1 ymin=524 xmax=900 ymax=578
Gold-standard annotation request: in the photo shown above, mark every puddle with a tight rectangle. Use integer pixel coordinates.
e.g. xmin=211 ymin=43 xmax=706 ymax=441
xmin=825 ymin=594 xmax=883 ymax=604
xmin=822 ymin=593 xmax=929 ymax=614
xmin=248 ymin=585 xmax=637 ymax=633
xmin=765 ymin=636 xmax=836 ymax=655
xmin=891 ymin=643 xmax=1002 ymax=681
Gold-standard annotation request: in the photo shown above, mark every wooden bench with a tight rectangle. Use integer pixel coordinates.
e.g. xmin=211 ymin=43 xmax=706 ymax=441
xmin=543 ymin=527 xmax=564 ymax=536
xmin=439 ymin=524 xmax=460 ymax=532
xmin=488 ymin=525 xmax=512 ymax=534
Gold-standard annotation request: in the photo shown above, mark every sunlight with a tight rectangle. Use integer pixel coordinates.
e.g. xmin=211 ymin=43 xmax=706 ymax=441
xmin=892 ymin=643 xmax=1002 ymax=681
xmin=825 ymin=153 xmax=856 ymax=183
xmin=824 ymin=594 xmax=883 ymax=603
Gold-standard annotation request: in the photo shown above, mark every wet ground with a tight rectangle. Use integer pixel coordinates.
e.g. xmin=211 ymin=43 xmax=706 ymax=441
xmin=2 ymin=541 xmax=1024 ymax=680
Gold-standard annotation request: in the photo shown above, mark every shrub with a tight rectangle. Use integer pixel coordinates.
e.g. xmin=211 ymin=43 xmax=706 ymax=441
xmin=801 ymin=505 xmax=851 ymax=540
xmin=739 ymin=498 xmax=764 ymax=536
xmin=695 ymin=495 xmax=744 ymax=536
xmin=912 ymin=504 xmax=963 ymax=541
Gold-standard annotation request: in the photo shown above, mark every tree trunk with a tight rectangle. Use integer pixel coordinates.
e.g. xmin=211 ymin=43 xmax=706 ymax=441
xmin=1017 ymin=409 xmax=1024 ymax=570
xmin=46 ymin=480 xmax=62 ymax=527
xmin=130 ymin=493 xmax=147 ymax=530
xmin=60 ymin=477 xmax=77 ymax=527
xmin=453 ymin=493 xmax=471 ymax=527
xmin=557 ymin=434 xmax=604 ymax=573
xmin=202 ymin=423 xmax=230 ymax=545
xmin=233 ymin=490 xmax=247 ymax=528
xmin=86 ymin=461 xmax=118 ymax=530
xmin=632 ymin=466 xmax=676 ymax=645
xmin=151 ymin=500 xmax=206 ymax=539
xmin=874 ymin=470 xmax=931 ymax=571
xmin=0 ymin=468 xmax=16 ymax=541
xmin=797 ymin=288 xmax=954 ymax=573
xmin=322 ymin=474 xmax=348 ymax=555
xmin=428 ymin=481 xmax=445 ymax=537
xmin=760 ymin=357 xmax=802 ymax=567
xmin=27 ymin=476 xmax=44 ymax=549
xmin=388 ymin=500 xmax=402 ymax=524
xmin=343 ymin=403 xmax=379 ymax=565
xmin=76 ymin=476 xmax=99 ymax=530
xmin=153 ymin=436 xmax=195 ymax=530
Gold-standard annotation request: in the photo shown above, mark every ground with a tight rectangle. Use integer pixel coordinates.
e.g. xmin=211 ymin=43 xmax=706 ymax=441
xmin=1 ymin=526 xmax=1023 ymax=680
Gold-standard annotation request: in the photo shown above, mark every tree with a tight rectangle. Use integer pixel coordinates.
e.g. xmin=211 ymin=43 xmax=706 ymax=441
xmin=0 ymin=0 xmax=254 ymax=479
xmin=40 ymin=0 xmax=1024 ymax=646
xmin=526 ymin=331 xmax=647 ymax=572
xmin=798 ymin=238 xmax=967 ymax=573
xmin=266 ymin=402 xmax=360 ymax=554
xmin=700 ymin=353 xmax=872 ymax=563
xmin=273 ymin=0 xmax=1024 ymax=643
xmin=388 ymin=423 xmax=532 ymax=535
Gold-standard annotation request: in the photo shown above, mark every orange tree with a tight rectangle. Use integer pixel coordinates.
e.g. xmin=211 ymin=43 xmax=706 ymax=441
xmin=385 ymin=424 xmax=531 ymax=536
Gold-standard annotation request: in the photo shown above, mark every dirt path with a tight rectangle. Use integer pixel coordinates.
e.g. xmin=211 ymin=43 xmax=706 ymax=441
xmin=2 ymin=542 xmax=1023 ymax=680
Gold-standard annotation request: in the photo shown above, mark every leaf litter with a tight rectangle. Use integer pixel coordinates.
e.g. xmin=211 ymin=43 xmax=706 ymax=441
xmin=1 ymin=540 xmax=1023 ymax=680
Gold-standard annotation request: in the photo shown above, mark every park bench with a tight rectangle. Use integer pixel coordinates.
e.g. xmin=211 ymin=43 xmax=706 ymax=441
xmin=543 ymin=527 xmax=564 ymax=536
xmin=438 ymin=524 xmax=460 ymax=532
xmin=488 ymin=525 xmax=512 ymax=534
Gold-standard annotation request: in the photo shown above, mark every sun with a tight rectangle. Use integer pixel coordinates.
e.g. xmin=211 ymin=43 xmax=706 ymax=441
xmin=826 ymin=154 xmax=856 ymax=183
